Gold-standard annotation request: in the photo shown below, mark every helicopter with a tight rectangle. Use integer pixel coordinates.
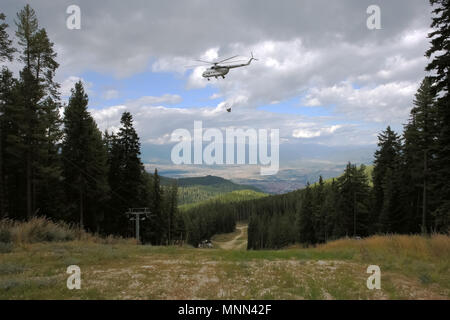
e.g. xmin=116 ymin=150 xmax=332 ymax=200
xmin=186 ymin=52 xmax=258 ymax=80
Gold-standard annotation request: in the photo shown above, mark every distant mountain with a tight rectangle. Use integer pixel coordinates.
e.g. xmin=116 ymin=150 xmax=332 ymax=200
xmin=161 ymin=174 xmax=261 ymax=191
xmin=159 ymin=174 xmax=263 ymax=205
xmin=155 ymin=163 xmax=374 ymax=203
xmin=232 ymin=166 xmax=346 ymax=194
xmin=233 ymin=164 xmax=374 ymax=194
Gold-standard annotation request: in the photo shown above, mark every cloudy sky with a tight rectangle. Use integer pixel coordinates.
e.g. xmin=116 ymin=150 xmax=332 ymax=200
xmin=1 ymin=0 xmax=433 ymax=179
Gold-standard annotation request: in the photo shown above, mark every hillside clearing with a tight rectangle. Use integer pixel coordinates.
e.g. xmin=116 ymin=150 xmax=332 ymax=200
xmin=0 ymin=232 xmax=448 ymax=300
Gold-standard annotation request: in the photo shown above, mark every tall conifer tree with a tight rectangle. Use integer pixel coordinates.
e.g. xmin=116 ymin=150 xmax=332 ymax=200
xmin=426 ymin=0 xmax=450 ymax=231
xmin=62 ymin=81 xmax=109 ymax=230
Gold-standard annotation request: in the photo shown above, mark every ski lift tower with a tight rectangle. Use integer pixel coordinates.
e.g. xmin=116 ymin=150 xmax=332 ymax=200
xmin=125 ymin=208 xmax=152 ymax=242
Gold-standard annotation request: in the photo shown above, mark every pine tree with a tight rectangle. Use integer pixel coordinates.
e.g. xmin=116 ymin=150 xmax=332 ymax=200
xmin=425 ymin=0 xmax=450 ymax=231
xmin=144 ymin=168 xmax=165 ymax=244
xmin=403 ymin=78 xmax=438 ymax=233
xmin=106 ymin=112 xmax=146 ymax=236
xmin=0 ymin=68 xmax=17 ymax=218
xmin=335 ymin=163 xmax=370 ymax=237
xmin=379 ymin=167 xmax=406 ymax=233
xmin=117 ymin=112 xmax=145 ymax=207
xmin=62 ymin=81 xmax=109 ymax=230
xmin=34 ymin=96 xmax=64 ymax=220
xmin=372 ymin=128 xmax=402 ymax=216
xmin=0 ymin=13 xmax=15 ymax=61
xmin=0 ymin=12 xmax=14 ymax=217
xmin=372 ymin=127 xmax=404 ymax=232
xmin=105 ymin=130 xmax=123 ymax=234
xmin=313 ymin=176 xmax=327 ymax=243
xmin=105 ymin=112 xmax=148 ymax=236
xmin=323 ymin=179 xmax=338 ymax=241
xmin=297 ymin=183 xmax=315 ymax=246
xmin=14 ymin=5 xmax=60 ymax=219
xmin=164 ymin=182 xmax=178 ymax=244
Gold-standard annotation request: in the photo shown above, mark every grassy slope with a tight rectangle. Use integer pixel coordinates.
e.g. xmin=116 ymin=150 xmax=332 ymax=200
xmin=179 ymin=189 xmax=267 ymax=211
xmin=1 ymin=233 xmax=448 ymax=299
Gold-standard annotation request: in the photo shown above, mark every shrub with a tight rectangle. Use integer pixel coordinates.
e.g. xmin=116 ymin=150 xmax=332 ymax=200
xmin=0 ymin=263 xmax=25 ymax=275
xmin=0 ymin=219 xmax=13 ymax=243
xmin=0 ymin=279 xmax=22 ymax=291
xmin=10 ymin=217 xmax=78 ymax=243
xmin=0 ymin=217 xmax=79 ymax=244
xmin=0 ymin=217 xmax=136 ymax=246
xmin=0 ymin=242 xmax=12 ymax=253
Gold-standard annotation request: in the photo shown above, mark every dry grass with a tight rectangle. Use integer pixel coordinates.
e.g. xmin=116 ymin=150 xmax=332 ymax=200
xmin=1 ymin=223 xmax=449 ymax=300
xmin=0 ymin=217 xmax=136 ymax=246
xmin=1 ymin=240 xmax=448 ymax=300
xmin=318 ymin=234 xmax=450 ymax=261
xmin=315 ymin=233 xmax=450 ymax=295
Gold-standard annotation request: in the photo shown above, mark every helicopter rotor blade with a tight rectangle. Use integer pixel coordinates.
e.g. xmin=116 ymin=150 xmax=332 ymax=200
xmin=195 ymin=59 xmax=215 ymax=64
xmin=184 ymin=64 xmax=210 ymax=69
xmin=187 ymin=55 xmax=248 ymax=69
xmin=219 ymin=59 xmax=248 ymax=65
xmin=217 ymin=55 xmax=239 ymax=64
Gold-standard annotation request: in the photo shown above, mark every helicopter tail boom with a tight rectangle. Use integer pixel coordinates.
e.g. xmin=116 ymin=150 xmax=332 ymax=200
xmin=227 ymin=52 xmax=258 ymax=69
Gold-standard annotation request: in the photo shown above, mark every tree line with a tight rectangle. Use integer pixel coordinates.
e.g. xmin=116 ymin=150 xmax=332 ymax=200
xmin=245 ymin=165 xmax=372 ymax=249
xmin=246 ymin=0 xmax=450 ymax=248
xmin=0 ymin=5 xmax=220 ymax=245
xmin=1 ymin=1 xmax=449 ymax=249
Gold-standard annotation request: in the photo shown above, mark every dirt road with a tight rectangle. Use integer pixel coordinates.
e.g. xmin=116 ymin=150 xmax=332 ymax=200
xmin=213 ymin=224 xmax=247 ymax=250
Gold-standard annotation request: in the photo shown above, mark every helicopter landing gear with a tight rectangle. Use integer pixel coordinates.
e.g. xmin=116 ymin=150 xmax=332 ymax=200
xmin=222 ymin=75 xmax=225 ymax=79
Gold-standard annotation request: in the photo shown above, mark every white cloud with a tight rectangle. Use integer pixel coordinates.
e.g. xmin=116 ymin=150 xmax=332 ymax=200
xmin=292 ymin=125 xmax=343 ymax=138
xmin=91 ymin=105 xmax=127 ymax=132
xmin=60 ymin=76 xmax=92 ymax=98
xmin=302 ymin=81 xmax=418 ymax=122
xmin=145 ymin=133 xmax=172 ymax=145
xmin=209 ymin=93 xmax=222 ymax=100
xmin=401 ymin=28 xmax=429 ymax=47
xmin=1 ymin=0 xmax=432 ymax=158
xmin=102 ymin=89 xmax=119 ymax=100
xmin=90 ymin=93 xmax=376 ymax=153
xmin=151 ymin=27 xmax=428 ymax=126
xmin=128 ymin=94 xmax=182 ymax=107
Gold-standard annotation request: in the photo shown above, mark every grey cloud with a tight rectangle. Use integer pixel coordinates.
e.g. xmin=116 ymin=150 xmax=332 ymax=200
xmin=1 ymin=0 xmax=430 ymax=78
xmin=1 ymin=0 xmax=432 ymax=161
